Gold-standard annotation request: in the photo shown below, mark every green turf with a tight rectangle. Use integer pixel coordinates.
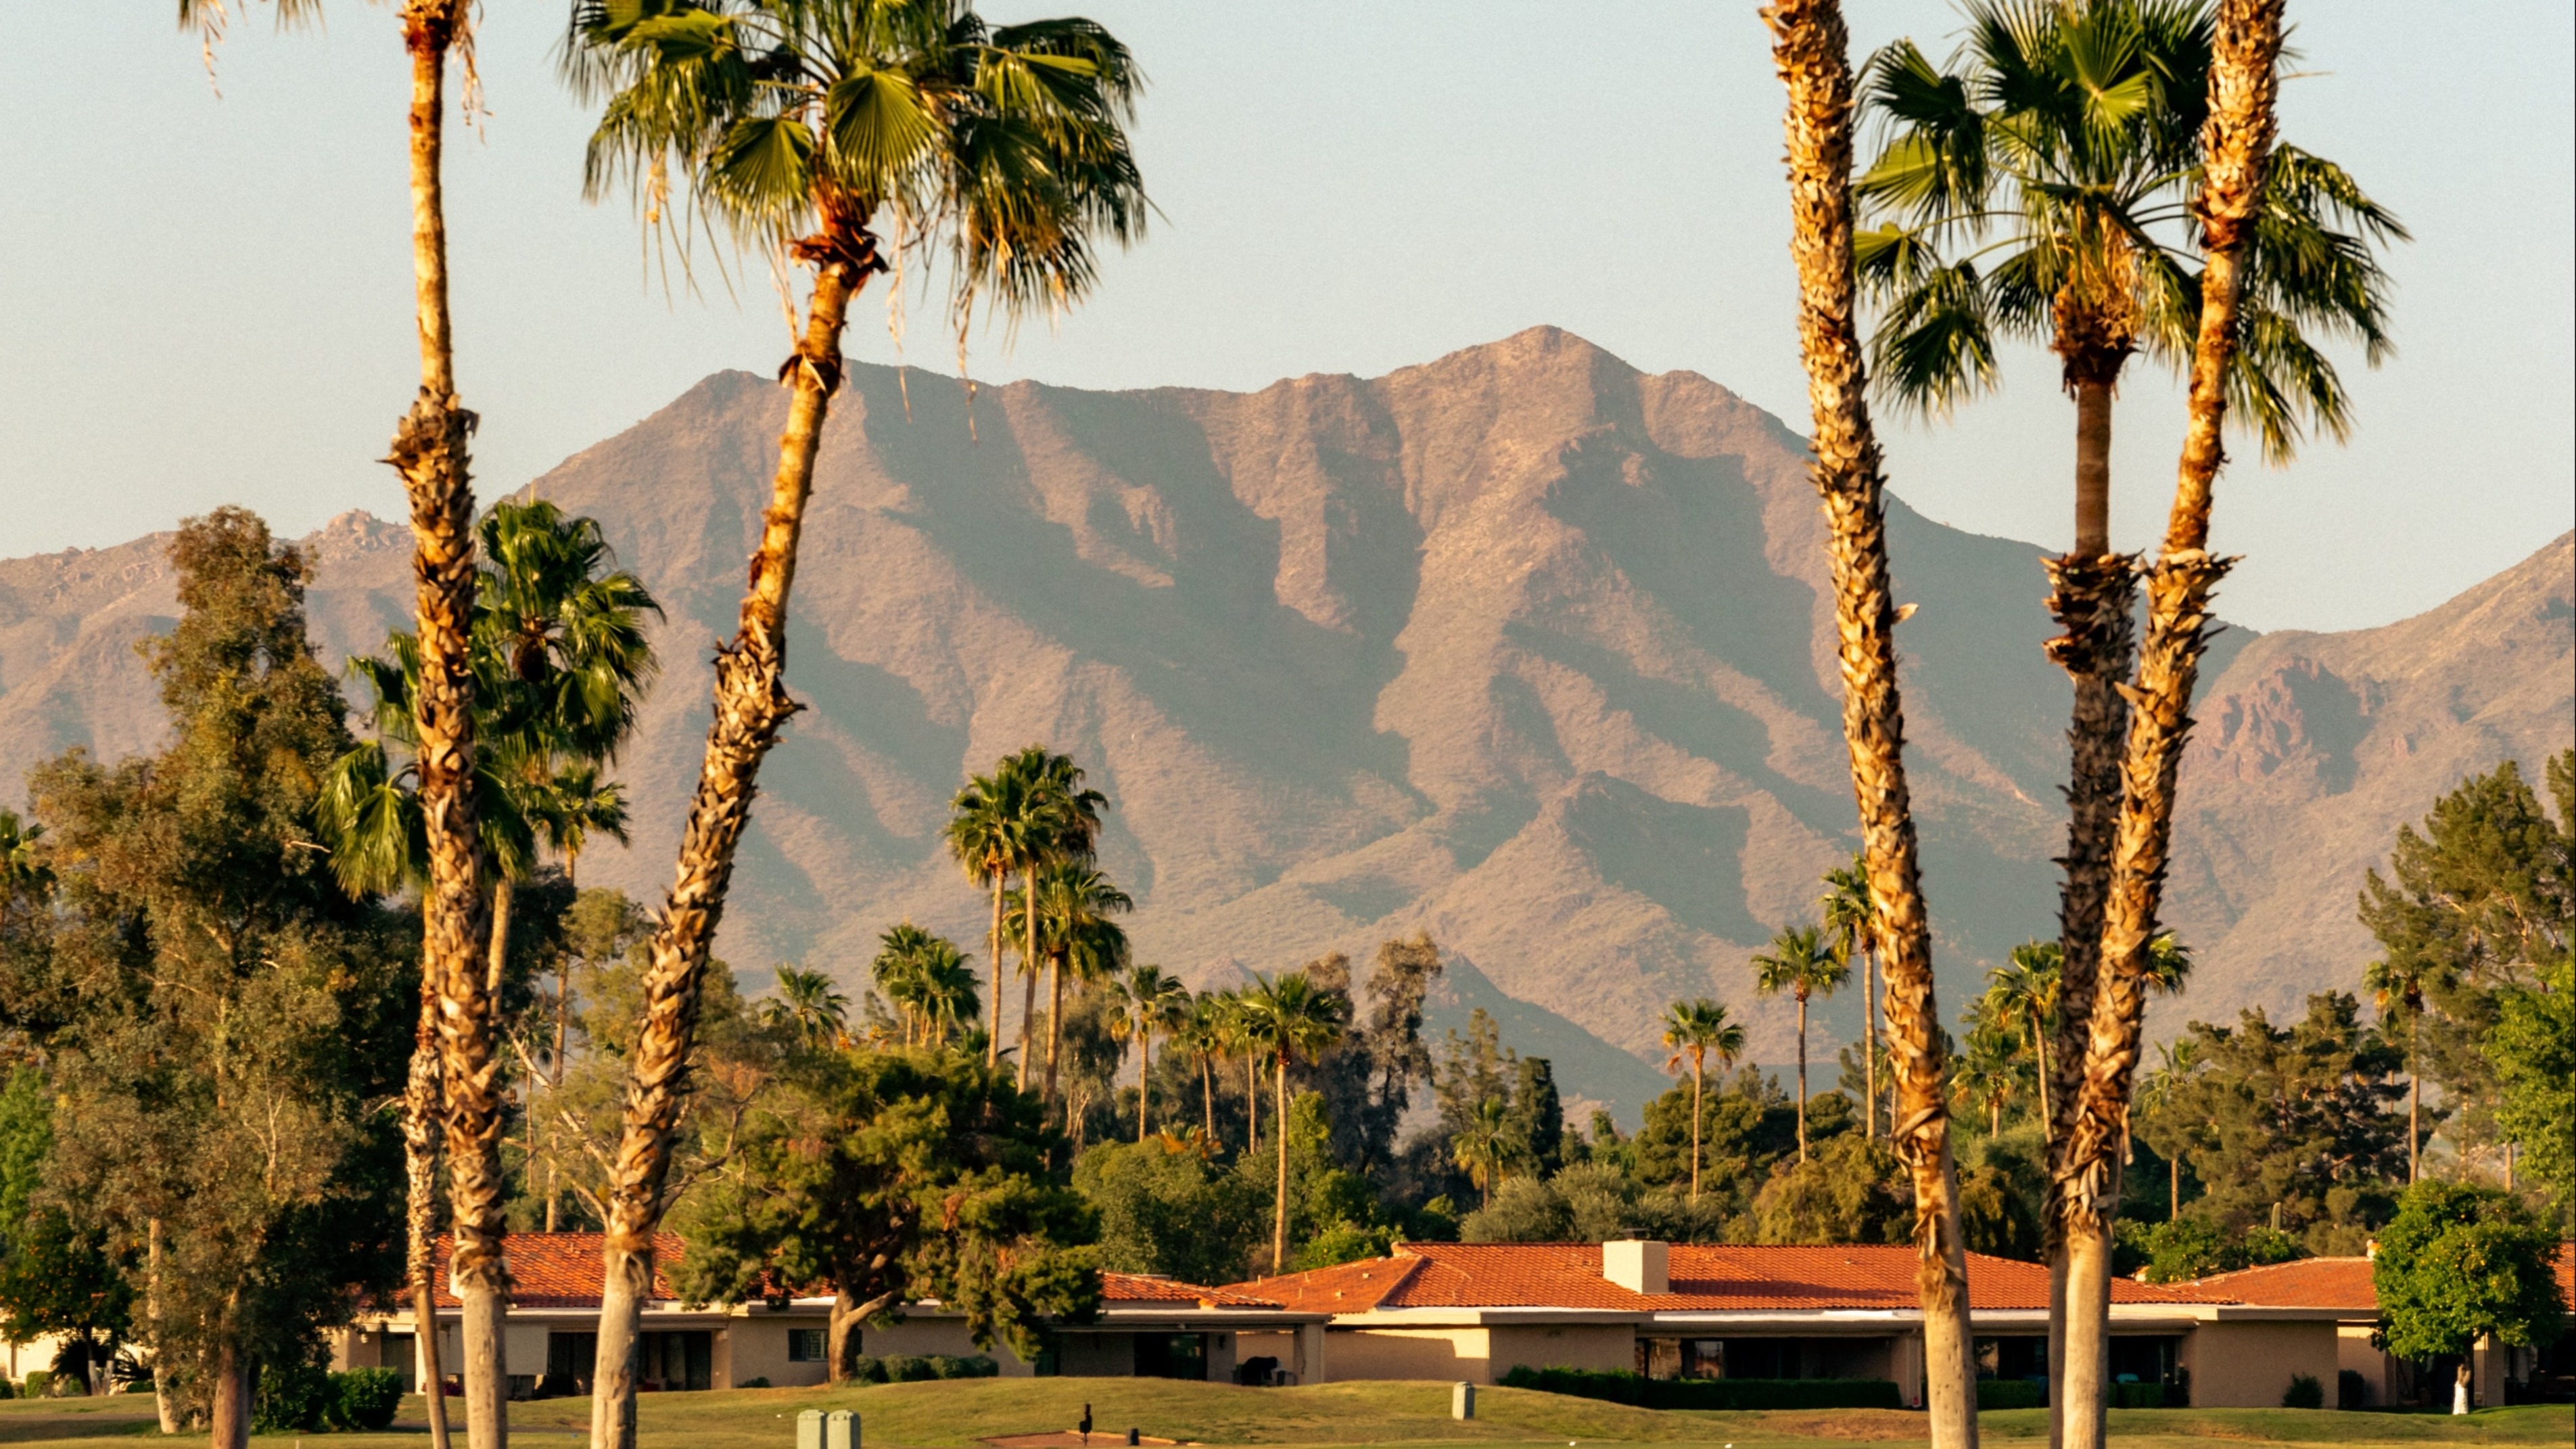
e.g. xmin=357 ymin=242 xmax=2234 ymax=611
xmin=0 ymin=1379 xmax=2565 ymax=1449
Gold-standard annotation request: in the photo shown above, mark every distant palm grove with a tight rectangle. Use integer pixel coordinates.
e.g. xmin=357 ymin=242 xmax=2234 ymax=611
xmin=0 ymin=4 xmax=2564 ymax=1449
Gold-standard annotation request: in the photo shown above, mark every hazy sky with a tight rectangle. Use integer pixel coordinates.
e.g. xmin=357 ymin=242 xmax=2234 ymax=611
xmin=2 ymin=2 xmax=2567 ymax=635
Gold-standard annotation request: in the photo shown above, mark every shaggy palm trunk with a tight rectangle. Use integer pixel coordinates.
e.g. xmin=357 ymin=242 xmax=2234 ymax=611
xmin=1765 ymin=3 xmax=1977 ymax=1442
xmin=388 ymin=5 xmax=502 ymax=1442
xmin=589 ymin=216 xmax=877 ymax=1449
xmin=406 ymin=982 xmax=454 ymax=1449
xmin=985 ymin=877 xmax=1007 ymax=1067
xmin=1271 ymin=1055 xmax=1291 ymax=1273
xmin=1795 ymin=994 xmax=1810 ymax=1162
xmin=2063 ymin=9 xmax=2285 ymax=1449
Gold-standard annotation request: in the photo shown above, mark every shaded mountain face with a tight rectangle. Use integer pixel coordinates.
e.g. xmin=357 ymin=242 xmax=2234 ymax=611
xmin=7 ymin=328 xmax=2567 ymax=1117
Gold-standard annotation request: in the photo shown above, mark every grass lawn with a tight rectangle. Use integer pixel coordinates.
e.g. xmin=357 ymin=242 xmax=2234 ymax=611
xmin=0 ymin=1380 xmax=2565 ymax=1449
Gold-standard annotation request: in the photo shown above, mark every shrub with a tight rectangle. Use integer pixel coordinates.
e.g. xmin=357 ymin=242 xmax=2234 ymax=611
xmin=2282 ymin=1373 xmax=2324 ymax=1409
xmin=327 ymin=1368 xmax=404 ymax=1432
xmin=961 ymin=1356 xmax=1000 ymax=1379
xmin=2337 ymin=1369 xmax=2367 ymax=1411
xmin=881 ymin=1354 xmax=934 ymax=1383
xmin=845 ymin=1354 xmax=887 ymax=1384
xmin=1497 ymin=1365 xmax=1902 ymax=1410
xmin=0 ymin=1377 xmax=15 ymax=1400
xmin=2110 ymin=1382 xmax=2166 ymax=1410
xmin=20 ymin=1371 xmax=50 ymax=1398
xmin=252 ymin=1360 xmax=334 ymax=1433
xmin=741 ymin=1376 xmax=772 ymax=1389
xmin=1977 ymin=1380 xmax=2046 ymax=1411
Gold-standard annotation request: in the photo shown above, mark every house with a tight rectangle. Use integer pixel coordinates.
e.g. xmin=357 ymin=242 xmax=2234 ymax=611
xmin=335 ymin=1233 xmax=1324 ymax=1396
xmin=2172 ymin=1245 xmax=2576 ymax=1408
xmin=1231 ymin=1238 xmax=2417 ymax=1408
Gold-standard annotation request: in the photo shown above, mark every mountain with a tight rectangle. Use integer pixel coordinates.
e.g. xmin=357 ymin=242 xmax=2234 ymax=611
xmin=4 ymin=328 xmax=2565 ymax=1118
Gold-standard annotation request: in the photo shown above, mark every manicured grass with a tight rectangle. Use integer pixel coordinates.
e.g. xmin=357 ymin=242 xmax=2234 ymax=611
xmin=0 ymin=1381 xmax=2565 ymax=1449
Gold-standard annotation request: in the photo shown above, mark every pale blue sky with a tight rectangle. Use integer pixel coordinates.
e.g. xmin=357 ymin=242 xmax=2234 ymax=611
xmin=1 ymin=2 xmax=2566 ymax=633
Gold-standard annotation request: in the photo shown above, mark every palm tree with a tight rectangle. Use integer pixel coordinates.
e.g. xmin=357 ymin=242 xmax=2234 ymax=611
xmin=1858 ymin=11 xmax=2400 ymax=1212
xmin=768 ymin=967 xmax=851 ymax=1052
xmin=947 ymin=761 xmax=1035 ymax=1066
xmin=1753 ymin=924 xmax=1850 ymax=1162
xmin=1112 ymin=967 xmax=1193 ymax=1142
xmin=1207 ymin=989 xmax=1261 ymax=1154
xmin=1820 ymin=855 xmax=1878 ymax=1138
xmin=1762 ymin=3 xmax=1982 ymax=1442
xmin=2065 ymin=7 xmax=2308 ymax=1447
xmin=1004 ymin=750 xmax=1109 ymax=1086
xmin=1026 ymin=862 xmax=1131 ymax=1111
xmin=1237 ymin=971 xmax=1347 ymax=1272
xmin=1986 ymin=942 xmax=2065 ymax=1127
xmin=1172 ymin=994 xmax=1227 ymax=1142
xmin=1451 ymin=1097 xmax=1524 ymax=1209
xmin=1951 ymin=1017 xmax=2022 ymax=1136
xmin=563 ymin=6 xmax=1144 ymax=1435
xmin=2142 ymin=932 xmax=2195 ymax=998
xmin=1659 ymin=998 xmax=1746 ymax=1200
xmin=2364 ymin=956 xmax=2428 ymax=1183
xmin=2138 ymin=1036 xmax=2203 ymax=1218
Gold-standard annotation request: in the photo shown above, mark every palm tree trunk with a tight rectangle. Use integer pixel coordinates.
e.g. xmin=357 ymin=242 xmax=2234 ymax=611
xmin=2169 ymin=1153 xmax=2180 ymax=1220
xmin=1689 ymin=1059 xmax=1705 ymax=1199
xmin=1043 ymin=953 xmax=1066 ymax=1111
xmin=406 ymin=980 xmax=455 ymax=1449
xmin=1796 ymin=993 xmax=1810 ymax=1163
xmin=985 ymin=877 xmax=1007 ymax=1068
xmin=1137 ymin=1035 xmax=1153 ymax=1143
xmin=389 ymin=5 xmax=502 ymax=1442
xmin=1764 ymin=5 xmax=1977 ymax=1442
xmin=2065 ymin=10 xmax=2285 ymax=1449
xmin=1018 ymin=865 xmax=1043 ymax=1088
xmin=1246 ymin=1055 xmax=1260 ymax=1153
xmin=1200 ymin=1055 xmax=1215 ymax=1140
xmin=1016 ymin=959 xmax=1040 ymax=1091
xmin=1271 ymin=1054 xmax=1291 ymax=1273
xmin=1864 ymin=949 xmax=1878 ymax=1139
xmin=2408 ymin=1063 xmax=2420 ymax=1184
xmin=2034 ymin=1011 xmax=2053 ymax=1130
xmin=589 ymin=221 xmax=876 ymax=1449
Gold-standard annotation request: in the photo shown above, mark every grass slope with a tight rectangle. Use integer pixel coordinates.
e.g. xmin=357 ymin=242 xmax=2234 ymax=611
xmin=0 ymin=1380 xmax=2565 ymax=1448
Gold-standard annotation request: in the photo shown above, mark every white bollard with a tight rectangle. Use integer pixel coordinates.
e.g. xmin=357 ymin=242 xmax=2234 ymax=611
xmin=1453 ymin=1382 xmax=1476 ymax=1421
xmin=798 ymin=1410 xmax=824 ymax=1449
xmin=827 ymin=1408 xmax=861 ymax=1449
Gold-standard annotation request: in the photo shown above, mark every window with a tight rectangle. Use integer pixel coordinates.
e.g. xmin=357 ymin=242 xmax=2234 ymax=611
xmin=789 ymin=1329 xmax=828 ymax=1363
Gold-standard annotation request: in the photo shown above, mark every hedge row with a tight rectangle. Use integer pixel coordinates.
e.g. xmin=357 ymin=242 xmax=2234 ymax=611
xmin=1499 ymin=1366 xmax=1903 ymax=1410
xmin=843 ymin=1354 xmax=1000 ymax=1384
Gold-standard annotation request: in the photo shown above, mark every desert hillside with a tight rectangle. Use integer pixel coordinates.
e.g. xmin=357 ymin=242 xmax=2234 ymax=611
xmin=5 ymin=327 xmax=2565 ymax=1115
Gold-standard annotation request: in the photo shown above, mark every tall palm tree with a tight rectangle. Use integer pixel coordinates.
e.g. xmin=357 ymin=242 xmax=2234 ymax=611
xmin=1172 ymin=993 xmax=1227 ymax=1142
xmin=1025 ymin=862 xmax=1131 ymax=1110
xmin=2363 ymin=956 xmax=2428 ymax=1184
xmin=1112 ymin=967 xmax=1193 ymax=1142
xmin=1237 ymin=971 xmax=1347 ymax=1272
xmin=1987 ymin=942 xmax=2065 ymax=1127
xmin=1451 ymin=1097 xmax=1523 ymax=1209
xmin=563 ymin=3 xmax=1144 ymax=1431
xmin=1659 ymin=998 xmax=1745 ymax=1200
xmin=946 ymin=764 xmax=1031 ymax=1066
xmin=2065 ymin=7 xmax=2306 ymax=1447
xmin=1951 ymin=1018 xmax=2022 ymax=1136
xmin=1820 ymin=855 xmax=1878 ymax=1138
xmin=1753 ymin=924 xmax=1850 ymax=1162
xmin=2138 ymin=1036 xmax=2202 ymax=1218
xmin=1762 ymin=3 xmax=1981 ymax=1442
xmin=1857 ymin=12 xmax=2399 ymax=1229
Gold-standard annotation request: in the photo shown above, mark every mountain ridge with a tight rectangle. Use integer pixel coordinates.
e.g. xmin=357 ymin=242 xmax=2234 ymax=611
xmin=5 ymin=327 xmax=2565 ymax=1117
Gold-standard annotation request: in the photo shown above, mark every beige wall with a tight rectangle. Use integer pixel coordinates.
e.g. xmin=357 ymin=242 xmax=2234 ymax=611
xmin=858 ymin=1315 xmax=1035 ymax=1376
xmin=1489 ymin=1325 xmax=1637 ymax=1379
xmin=2335 ymin=1326 xmax=2387 ymax=1407
xmin=1325 ymin=1327 xmax=1493 ymax=1383
xmin=724 ymin=1318 xmax=830 ymax=1390
xmin=2180 ymin=1320 xmax=2339 ymax=1408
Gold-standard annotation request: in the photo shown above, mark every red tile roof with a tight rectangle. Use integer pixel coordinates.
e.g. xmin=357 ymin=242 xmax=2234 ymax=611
xmin=1099 ymin=1272 xmax=1284 ymax=1310
xmin=425 ymin=1233 xmax=688 ymax=1310
xmin=2177 ymin=1244 xmax=2576 ymax=1314
xmin=1240 ymin=1243 xmax=2226 ymax=1315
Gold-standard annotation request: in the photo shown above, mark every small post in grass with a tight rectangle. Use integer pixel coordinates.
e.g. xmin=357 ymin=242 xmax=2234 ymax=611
xmin=1453 ymin=1383 xmax=1476 ymax=1421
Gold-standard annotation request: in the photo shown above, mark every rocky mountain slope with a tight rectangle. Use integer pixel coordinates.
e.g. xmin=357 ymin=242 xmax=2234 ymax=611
xmin=6 ymin=328 xmax=2566 ymax=1116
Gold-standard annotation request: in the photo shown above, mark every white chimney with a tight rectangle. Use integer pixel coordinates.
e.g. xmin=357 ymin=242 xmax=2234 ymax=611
xmin=1603 ymin=1238 xmax=1668 ymax=1295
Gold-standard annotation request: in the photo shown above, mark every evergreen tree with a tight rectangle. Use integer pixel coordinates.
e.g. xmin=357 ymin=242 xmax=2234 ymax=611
xmin=2373 ymin=1179 xmax=2569 ymax=1414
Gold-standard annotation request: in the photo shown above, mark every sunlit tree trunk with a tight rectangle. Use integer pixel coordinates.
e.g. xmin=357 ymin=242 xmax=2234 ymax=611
xmin=1864 ymin=948 xmax=1879 ymax=1139
xmin=1689 ymin=1054 xmax=1705 ymax=1199
xmin=2065 ymin=9 xmax=2285 ymax=1449
xmin=406 ymin=986 xmax=454 ymax=1449
xmin=1795 ymin=990 xmax=1810 ymax=1162
xmin=985 ymin=877 xmax=1008 ymax=1067
xmin=1043 ymin=953 xmax=1066 ymax=1110
xmin=589 ymin=205 xmax=881 ymax=1449
xmin=1764 ymin=4 xmax=1977 ymax=1443
xmin=1271 ymin=1054 xmax=1291 ymax=1273
xmin=209 ymin=1334 xmax=251 ymax=1449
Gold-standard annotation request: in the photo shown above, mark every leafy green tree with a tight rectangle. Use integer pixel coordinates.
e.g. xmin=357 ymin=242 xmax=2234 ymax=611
xmin=2115 ymin=1215 xmax=2299 ymax=1283
xmin=1753 ymin=925 xmax=1848 ymax=1161
xmin=2490 ymin=952 xmax=2574 ymax=1221
xmin=2372 ymin=1179 xmax=2569 ymax=1413
xmin=2358 ymin=752 xmax=2573 ymax=1181
xmin=28 ymin=510 xmax=411 ymax=1439
xmin=677 ymin=1047 xmax=1096 ymax=1383
xmin=1502 ymin=1057 xmax=1566 ymax=1179
xmin=2132 ymin=993 xmax=2408 ymax=1253
xmin=1749 ymin=1132 xmax=1911 ymax=1246
xmin=1633 ymin=1065 xmax=1792 ymax=1214
xmin=0 ymin=1067 xmax=131 ymax=1396
xmin=1071 ymin=1137 xmax=1265 ymax=1285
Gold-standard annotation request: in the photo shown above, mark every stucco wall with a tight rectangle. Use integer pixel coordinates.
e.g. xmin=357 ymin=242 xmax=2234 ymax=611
xmin=724 ymin=1318 xmax=830 ymax=1389
xmin=2335 ymin=1326 xmax=2387 ymax=1407
xmin=1489 ymin=1325 xmax=1637 ymax=1379
xmin=858 ymin=1316 xmax=1036 ymax=1376
xmin=2180 ymin=1320 xmax=2339 ymax=1408
xmin=1324 ymin=1327 xmax=1493 ymax=1383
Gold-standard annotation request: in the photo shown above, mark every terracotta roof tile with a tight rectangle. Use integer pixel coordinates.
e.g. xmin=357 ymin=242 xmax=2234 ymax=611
xmin=423 ymin=1233 xmax=688 ymax=1310
xmin=1099 ymin=1272 xmax=1283 ymax=1309
xmin=1238 ymin=1243 xmax=2227 ymax=1315
xmin=2176 ymin=1244 xmax=2575 ymax=1314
